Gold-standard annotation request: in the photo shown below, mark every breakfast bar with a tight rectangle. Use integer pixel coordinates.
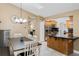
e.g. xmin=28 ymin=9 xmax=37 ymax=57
xmin=47 ymin=35 xmax=79 ymax=55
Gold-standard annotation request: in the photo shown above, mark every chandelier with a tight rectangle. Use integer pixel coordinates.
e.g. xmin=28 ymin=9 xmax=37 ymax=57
xmin=12 ymin=3 xmax=27 ymax=24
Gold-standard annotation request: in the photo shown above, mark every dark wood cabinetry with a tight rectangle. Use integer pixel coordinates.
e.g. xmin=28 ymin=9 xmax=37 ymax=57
xmin=47 ymin=37 xmax=73 ymax=55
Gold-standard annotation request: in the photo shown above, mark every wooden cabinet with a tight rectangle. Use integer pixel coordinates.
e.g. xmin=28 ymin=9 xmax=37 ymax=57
xmin=47 ymin=37 xmax=73 ymax=55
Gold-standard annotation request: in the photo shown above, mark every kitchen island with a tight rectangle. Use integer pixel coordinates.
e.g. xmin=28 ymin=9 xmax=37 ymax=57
xmin=8 ymin=37 xmax=41 ymax=56
xmin=47 ymin=35 xmax=79 ymax=55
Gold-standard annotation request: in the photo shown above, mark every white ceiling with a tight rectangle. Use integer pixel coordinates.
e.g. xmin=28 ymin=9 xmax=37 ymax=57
xmin=12 ymin=3 xmax=79 ymax=17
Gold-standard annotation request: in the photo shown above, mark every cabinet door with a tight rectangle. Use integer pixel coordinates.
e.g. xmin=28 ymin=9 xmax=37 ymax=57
xmin=51 ymin=37 xmax=55 ymax=49
xmin=47 ymin=37 xmax=55 ymax=48
xmin=58 ymin=39 xmax=62 ymax=51
xmin=67 ymin=40 xmax=73 ymax=55
xmin=61 ymin=40 xmax=67 ymax=54
xmin=54 ymin=38 xmax=58 ymax=50
xmin=58 ymin=39 xmax=66 ymax=54
xmin=47 ymin=38 xmax=52 ymax=48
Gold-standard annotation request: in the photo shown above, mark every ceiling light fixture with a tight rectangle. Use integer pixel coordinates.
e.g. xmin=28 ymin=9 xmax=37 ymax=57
xmin=12 ymin=3 xmax=27 ymax=24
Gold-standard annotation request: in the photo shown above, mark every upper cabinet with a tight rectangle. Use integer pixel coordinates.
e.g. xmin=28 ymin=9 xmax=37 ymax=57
xmin=66 ymin=16 xmax=73 ymax=28
xmin=45 ymin=18 xmax=57 ymax=28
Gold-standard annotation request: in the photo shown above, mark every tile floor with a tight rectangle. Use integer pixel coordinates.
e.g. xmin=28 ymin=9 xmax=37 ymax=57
xmin=0 ymin=47 xmax=10 ymax=56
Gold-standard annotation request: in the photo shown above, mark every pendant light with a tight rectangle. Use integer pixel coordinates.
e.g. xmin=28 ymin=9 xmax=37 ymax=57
xmin=12 ymin=3 xmax=27 ymax=24
xmin=19 ymin=3 xmax=27 ymax=24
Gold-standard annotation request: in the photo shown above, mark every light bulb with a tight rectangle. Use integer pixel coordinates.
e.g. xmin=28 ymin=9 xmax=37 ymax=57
xmin=15 ymin=18 xmax=20 ymax=23
xmin=23 ymin=19 xmax=28 ymax=23
xmin=19 ymin=18 xmax=23 ymax=22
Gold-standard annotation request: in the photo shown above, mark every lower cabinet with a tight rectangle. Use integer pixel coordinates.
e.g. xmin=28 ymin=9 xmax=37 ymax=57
xmin=47 ymin=37 xmax=73 ymax=55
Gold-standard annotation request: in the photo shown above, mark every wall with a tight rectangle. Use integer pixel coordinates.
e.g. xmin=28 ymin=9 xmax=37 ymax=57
xmin=48 ymin=10 xmax=79 ymax=51
xmin=0 ymin=3 xmax=40 ymax=41
xmin=39 ymin=21 xmax=45 ymax=42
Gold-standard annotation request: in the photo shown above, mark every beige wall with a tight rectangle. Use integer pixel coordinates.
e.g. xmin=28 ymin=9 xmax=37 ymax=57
xmin=0 ymin=3 xmax=40 ymax=41
xmin=48 ymin=10 xmax=79 ymax=51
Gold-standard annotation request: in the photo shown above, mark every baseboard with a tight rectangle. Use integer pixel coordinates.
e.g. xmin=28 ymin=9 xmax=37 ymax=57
xmin=74 ymin=50 xmax=79 ymax=54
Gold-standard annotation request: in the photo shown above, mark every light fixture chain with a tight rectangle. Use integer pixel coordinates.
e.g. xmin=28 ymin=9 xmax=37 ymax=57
xmin=20 ymin=3 xmax=22 ymax=18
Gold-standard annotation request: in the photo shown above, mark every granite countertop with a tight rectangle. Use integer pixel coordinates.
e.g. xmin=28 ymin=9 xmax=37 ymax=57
xmin=9 ymin=37 xmax=32 ymax=51
xmin=48 ymin=34 xmax=79 ymax=40
xmin=9 ymin=37 xmax=41 ymax=51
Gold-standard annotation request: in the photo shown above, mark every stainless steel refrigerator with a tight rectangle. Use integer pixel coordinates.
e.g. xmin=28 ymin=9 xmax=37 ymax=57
xmin=0 ymin=30 xmax=10 ymax=48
